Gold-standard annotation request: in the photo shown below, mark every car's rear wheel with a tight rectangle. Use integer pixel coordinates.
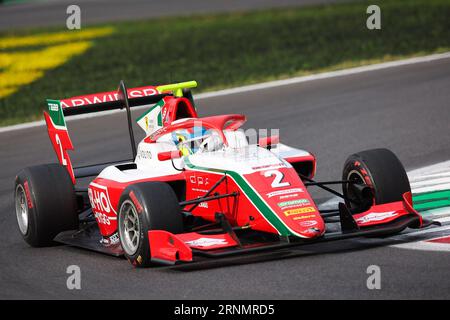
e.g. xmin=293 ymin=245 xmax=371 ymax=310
xmin=14 ymin=164 xmax=79 ymax=247
xmin=118 ymin=182 xmax=183 ymax=267
xmin=342 ymin=148 xmax=411 ymax=213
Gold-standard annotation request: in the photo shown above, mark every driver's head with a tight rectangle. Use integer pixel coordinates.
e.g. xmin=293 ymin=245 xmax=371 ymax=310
xmin=173 ymin=133 xmax=192 ymax=156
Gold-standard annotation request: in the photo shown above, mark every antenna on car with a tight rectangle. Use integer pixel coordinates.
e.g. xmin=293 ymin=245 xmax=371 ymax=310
xmin=117 ymin=80 xmax=137 ymax=160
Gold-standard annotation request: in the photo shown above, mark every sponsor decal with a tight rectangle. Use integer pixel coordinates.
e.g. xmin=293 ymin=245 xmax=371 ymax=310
xmin=100 ymin=232 xmax=120 ymax=246
xmin=148 ymin=126 xmax=166 ymax=141
xmin=23 ymin=180 xmax=33 ymax=209
xmin=161 ymin=105 xmax=169 ymax=124
xmin=89 ymin=184 xmax=114 ymax=214
xmin=198 ymin=202 xmax=209 ymax=209
xmin=356 ymin=211 xmax=398 ymax=224
xmin=137 ymin=150 xmax=152 ymax=160
xmin=88 ymin=183 xmax=117 ymax=225
xmin=129 ymin=191 xmax=144 ymax=213
xmin=189 ymin=175 xmax=210 ymax=186
xmin=279 ymin=193 xmax=299 ymax=199
xmin=185 ymin=237 xmax=228 ymax=248
xmin=293 ymin=214 xmax=316 ymax=220
xmin=299 ymin=220 xmax=317 ymax=227
xmin=267 ymin=188 xmax=303 ymax=199
xmin=251 ymin=163 xmax=286 ymax=171
xmin=94 ymin=212 xmax=111 ymax=225
xmin=109 ymin=232 xmax=120 ymax=244
xmin=48 ymin=103 xmax=59 ymax=112
xmin=61 ymin=88 xmax=158 ymax=108
xmin=284 ymin=206 xmax=316 ymax=216
xmin=277 ymin=199 xmax=310 ymax=208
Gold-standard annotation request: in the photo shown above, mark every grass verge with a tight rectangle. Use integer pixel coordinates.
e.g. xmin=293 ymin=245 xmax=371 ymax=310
xmin=0 ymin=0 xmax=449 ymax=126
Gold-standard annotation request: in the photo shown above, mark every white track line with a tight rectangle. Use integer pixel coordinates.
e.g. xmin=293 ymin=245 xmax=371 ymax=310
xmin=390 ymin=225 xmax=450 ymax=252
xmin=1 ymin=52 xmax=450 ymax=134
xmin=412 ymin=183 xmax=450 ymax=194
xmin=393 ymin=241 xmax=450 ymax=252
xmin=408 ymin=160 xmax=450 ymax=177
xmin=409 ymin=161 xmax=450 ymax=194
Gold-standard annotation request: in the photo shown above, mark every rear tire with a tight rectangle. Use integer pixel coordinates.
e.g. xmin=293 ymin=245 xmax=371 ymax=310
xmin=118 ymin=182 xmax=183 ymax=267
xmin=342 ymin=148 xmax=410 ymax=213
xmin=14 ymin=164 xmax=78 ymax=247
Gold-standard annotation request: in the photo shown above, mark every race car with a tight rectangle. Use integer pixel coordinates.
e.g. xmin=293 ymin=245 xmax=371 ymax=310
xmin=14 ymin=80 xmax=439 ymax=267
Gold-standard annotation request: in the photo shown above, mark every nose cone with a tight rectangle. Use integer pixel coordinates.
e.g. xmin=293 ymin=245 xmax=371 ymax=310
xmin=244 ymin=167 xmax=326 ymax=239
xmin=280 ymin=206 xmax=326 ymax=239
xmin=297 ymin=225 xmax=325 ymax=239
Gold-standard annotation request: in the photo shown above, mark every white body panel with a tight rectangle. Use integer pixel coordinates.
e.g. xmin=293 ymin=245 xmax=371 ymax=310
xmin=97 ymin=128 xmax=312 ymax=183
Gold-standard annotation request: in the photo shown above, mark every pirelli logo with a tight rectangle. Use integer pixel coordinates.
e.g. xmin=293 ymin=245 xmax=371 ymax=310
xmin=284 ymin=206 xmax=316 ymax=216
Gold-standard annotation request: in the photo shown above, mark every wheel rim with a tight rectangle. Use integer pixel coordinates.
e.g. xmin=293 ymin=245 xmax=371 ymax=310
xmin=119 ymin=200 xmax=140 ymax=255
xmin=15 ymin=184 xmax=29 ymax=235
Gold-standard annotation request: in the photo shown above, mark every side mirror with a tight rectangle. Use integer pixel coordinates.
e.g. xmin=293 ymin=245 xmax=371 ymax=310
xmin=158 ymin=150 xmax=182 ymax=161
xmin=259 ymin=135 xmax=279 ymax=150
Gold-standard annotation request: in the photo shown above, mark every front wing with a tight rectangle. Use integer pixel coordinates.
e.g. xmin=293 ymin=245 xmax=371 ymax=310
xmin=148 ymin=192 xmax=439 ymax=267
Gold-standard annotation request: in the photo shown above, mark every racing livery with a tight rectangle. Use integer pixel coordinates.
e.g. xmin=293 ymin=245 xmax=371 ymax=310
xmin=14 ymin=80 xmax=439 ymax=267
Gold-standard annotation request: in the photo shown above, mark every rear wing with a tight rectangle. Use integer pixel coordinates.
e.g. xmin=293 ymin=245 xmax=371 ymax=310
xmin=43 ymin=80 xmax=197 ymax=184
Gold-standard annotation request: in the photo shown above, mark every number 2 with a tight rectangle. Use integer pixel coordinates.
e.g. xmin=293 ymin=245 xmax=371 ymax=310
xmin=264 ymin=170 xmax=290 ymax=188
xmin=55 ymin=133 xmax=67 ymax=166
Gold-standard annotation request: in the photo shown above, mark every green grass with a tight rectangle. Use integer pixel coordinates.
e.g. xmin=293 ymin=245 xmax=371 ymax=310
xmin=1 ymin=0 xmax=450 ymax=126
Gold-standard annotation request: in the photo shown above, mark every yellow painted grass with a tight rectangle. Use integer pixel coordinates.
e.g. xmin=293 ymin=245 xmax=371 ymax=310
xmin=0 ymin=27 xmax=114 ymax=49
xmin=0 ymin=27 xmax=114 ymax=99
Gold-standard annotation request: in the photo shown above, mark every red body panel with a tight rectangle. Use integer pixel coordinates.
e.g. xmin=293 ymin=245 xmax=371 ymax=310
xmin=89 ymin=174 xmax=184 ymax=236
xmin=243 ymin=167 xmax=325 ymax=238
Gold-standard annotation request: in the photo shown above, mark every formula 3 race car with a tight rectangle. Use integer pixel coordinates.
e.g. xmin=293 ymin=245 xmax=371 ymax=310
xmin=14 ymin=80 xmax=439 ymax=268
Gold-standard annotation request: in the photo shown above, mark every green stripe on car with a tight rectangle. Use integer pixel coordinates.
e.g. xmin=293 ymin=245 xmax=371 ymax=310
xmin=184 ymin=158 xmax=293 ymax=236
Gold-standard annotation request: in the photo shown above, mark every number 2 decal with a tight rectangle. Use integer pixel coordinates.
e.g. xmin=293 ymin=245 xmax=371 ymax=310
xmin=264 ymin=170 xmax=290 ymax=188
xmin=55 ymin=133 xmax=67 ymax=165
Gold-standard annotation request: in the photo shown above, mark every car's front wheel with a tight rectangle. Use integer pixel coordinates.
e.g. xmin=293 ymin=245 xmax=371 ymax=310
xmin=118 ymin=182 xmax=183 ymax=267
xmin=342 ymin=148 xmax=411 ymax=213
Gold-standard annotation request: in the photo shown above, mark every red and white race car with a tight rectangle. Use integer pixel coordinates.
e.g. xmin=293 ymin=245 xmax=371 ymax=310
xmin=14 ymin=80 xmax=439 ymax=267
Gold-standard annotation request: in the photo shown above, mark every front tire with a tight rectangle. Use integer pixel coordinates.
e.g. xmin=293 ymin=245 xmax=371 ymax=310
xmin=342 ymin=148 xmax=411 ymax=213
xmin=14 ymin=164 xmax=78 ymax=247
xmin=118 ymin=182 xmax=183 ymax=267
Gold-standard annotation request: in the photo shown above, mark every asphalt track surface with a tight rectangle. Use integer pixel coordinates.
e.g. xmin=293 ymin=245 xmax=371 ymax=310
xmin=0 ymin=57 xmax=450 ymax=299
xmin=0 ymin=0 xmax=352 ymax=30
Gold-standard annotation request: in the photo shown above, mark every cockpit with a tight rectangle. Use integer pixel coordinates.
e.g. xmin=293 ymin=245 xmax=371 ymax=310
xmin=147 ymin=114 xmax=248 ymax=156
